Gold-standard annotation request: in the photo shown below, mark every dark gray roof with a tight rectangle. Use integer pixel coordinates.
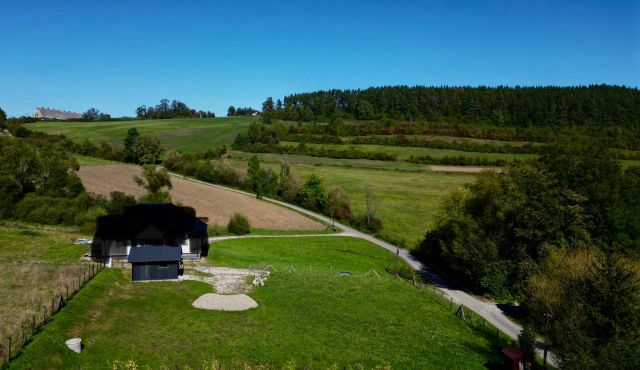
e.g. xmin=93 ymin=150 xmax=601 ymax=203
xmin=128 ymin=246 xmax=182 ymax=263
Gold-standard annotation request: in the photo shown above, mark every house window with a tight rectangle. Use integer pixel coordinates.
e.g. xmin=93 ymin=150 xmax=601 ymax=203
xmin=159 ymin=263 xmax=169 ymax=269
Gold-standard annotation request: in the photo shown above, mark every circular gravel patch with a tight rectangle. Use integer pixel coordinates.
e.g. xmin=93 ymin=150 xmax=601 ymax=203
xmin=192 ymin=293 xmax=258 ymax=311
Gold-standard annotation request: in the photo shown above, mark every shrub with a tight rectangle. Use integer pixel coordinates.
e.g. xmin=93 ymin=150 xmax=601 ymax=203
xmin=327 ymin=186 xmax=352 ymax=220
xmin=296 ymin=174 xmax=328 ymax=212
xmin=227 ymin=213 xmax=250 ymax=235
xmin=278 ymin=174 xmax=304 ymax=203
xmin=350 ymin=214 xmax=383 ymax=234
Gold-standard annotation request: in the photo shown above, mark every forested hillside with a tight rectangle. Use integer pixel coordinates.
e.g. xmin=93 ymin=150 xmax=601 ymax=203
xmin=267 ymin=85 xmax=640 ymax=127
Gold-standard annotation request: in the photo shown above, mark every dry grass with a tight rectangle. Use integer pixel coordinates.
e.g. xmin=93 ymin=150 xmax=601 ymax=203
xmin=0 ymin=225 xmax=90 ymax=341
xmin=78 ymin=165 xmax=324 ymax=231
xmin=0 ymin=263 xmax=86 ymax=339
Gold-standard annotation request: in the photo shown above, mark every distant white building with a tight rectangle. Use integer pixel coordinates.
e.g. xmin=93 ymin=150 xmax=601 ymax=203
xmin=33 ymin=107 xmax=82 ymax=120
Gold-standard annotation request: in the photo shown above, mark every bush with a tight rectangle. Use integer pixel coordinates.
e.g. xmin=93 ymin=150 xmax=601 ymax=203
xmin=350 ymin=214 xmax=383 ymax=233
xmin=227 ymin=213 xmax=250 ymax=235
xmin=327 ymin=186 xmax=352 ymax=220
xmin=296 ymin=174 xmax=328 ymax=212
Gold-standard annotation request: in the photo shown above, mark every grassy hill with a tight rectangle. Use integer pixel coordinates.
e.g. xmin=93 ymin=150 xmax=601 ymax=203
xmin=27 ymin=117 xmax=260 ymax=152
xmin=10 ymin=237 xmax=508 ymax=369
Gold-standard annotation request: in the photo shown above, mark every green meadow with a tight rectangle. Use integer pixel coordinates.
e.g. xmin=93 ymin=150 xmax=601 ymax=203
xmin=225 ymin=157 xmax=475 ymax=247
xmin=10 ymin=237 xmax=508 ymax=369
xmin=27 ymin=117 xmax=260 ymax=153
xmin=281 ymin=141 xmax=538 ymax=162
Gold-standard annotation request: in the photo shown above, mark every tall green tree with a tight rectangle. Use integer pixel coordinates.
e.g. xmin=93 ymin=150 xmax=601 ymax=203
xmin=246 ymin=155 xmax=277 ymax=198
xmin=262 ymin=97 xmax=275 ymax=113
xmin=0 ymin=107 xmax=7 ymax=129
xmin=123 ymin=128 xmax=140 ymax=163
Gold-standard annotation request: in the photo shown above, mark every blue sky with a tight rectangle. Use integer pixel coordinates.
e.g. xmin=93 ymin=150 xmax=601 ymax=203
xmin=1 ymin=0 xmax=638 ymax=117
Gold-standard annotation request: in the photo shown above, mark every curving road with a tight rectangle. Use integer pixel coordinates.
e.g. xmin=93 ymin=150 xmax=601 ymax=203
xmin=174 ymin=172 xmax=556 ymax=365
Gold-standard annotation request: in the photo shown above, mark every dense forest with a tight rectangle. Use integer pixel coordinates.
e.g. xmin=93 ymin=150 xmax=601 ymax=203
xmin=264 ymin=85 xmax=640 ymax=127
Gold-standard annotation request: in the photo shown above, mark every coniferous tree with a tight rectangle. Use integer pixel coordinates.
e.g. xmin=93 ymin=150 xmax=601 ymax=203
xmin=123 ymin=128 xmax=140 ymax=163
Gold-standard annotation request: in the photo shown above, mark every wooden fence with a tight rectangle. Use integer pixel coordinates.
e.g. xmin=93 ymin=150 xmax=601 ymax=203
xmin=0 ymin=261 xmax=106 ymax=366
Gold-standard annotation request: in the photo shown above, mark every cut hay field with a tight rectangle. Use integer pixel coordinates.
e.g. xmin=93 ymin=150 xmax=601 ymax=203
xmin=78 ymin=164 xmax=324 ymax=231
xmin=27 ymin=117 xmax=260 ymax=153
xmin=0 ymin=224 xmax=90 ymax=344
xmin=10 ymin=237 xmax=508 ymax=369
xmin=225 ymin=157 xmax=475 ymax=247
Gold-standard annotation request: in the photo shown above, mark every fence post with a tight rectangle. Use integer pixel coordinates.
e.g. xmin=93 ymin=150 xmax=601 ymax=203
xmin=51 ymin=297 xmax=55 ymax=316
xmin=66 ymin=284 xmax=69 ymax=300
xmin=6 ymin=336 xmax=11 ymax=363
xmin=32 ymin=315 xmax=36 ymax=334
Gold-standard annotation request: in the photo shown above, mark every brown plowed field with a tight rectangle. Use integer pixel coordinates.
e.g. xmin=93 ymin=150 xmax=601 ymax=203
xmin=78 ymin=165 xmax=324 ymax=231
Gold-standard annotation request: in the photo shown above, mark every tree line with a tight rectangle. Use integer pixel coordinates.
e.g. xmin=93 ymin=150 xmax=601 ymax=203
xmin=260 ymin=85 xmax=640 ymax=127
xmin=227 ymin=106 xmax=258 ymax=117
xmin=136 ymin=99 xmax=215 ymax=120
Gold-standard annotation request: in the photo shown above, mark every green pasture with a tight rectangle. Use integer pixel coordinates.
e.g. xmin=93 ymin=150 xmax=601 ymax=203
xmin=226 ymin=157 xmax=475 ymax=247
xmin=343 ymin=134 xmax=541 ymax=147
xmin=11 ymin=237 xmax=508 ymax=369
xmin=73 ymin=155 xmax=120 ymax=166
xmin=27 ymin=117 xmax=260 ymax=153
xmin=229 ymin=151 xmax=436 ymax=172
xmin=0 ymin=224 xmax=87 ymax=262
xmin=281 ymin=141 xmax=538 ymax=162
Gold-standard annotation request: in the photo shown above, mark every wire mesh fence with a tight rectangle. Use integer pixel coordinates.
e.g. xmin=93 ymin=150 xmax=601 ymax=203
xmin=0 ymin=261 xmax=106 ymax=366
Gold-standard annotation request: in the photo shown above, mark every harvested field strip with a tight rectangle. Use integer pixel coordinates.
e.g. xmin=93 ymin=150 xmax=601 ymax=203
xmin=77 ymin=165 xmax=324 ymax=231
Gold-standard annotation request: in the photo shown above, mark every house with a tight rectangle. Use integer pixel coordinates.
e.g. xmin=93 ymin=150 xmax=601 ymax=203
xmin=32 ymin=107 xmax=82 ymax=120
xmin=91 ymin=204 xmax=209 ymax=281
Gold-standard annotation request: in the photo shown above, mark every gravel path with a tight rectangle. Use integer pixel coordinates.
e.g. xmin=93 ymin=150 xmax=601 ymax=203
xmin=192 ymin=293 xmax=258 ymax=311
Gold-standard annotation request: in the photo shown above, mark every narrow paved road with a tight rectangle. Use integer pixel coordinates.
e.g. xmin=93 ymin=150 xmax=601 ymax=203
xmin=175 ymin=172 xmax=556 ymax=365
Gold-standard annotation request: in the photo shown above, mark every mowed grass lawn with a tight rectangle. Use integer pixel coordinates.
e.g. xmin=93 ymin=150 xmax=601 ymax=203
xmin=27 ymin=117 xmax=260 ymax=153
xmin=11 ymin=237 xmax=507 ymax=369
xmin=226 ymin=157 xmax=475 ymax=247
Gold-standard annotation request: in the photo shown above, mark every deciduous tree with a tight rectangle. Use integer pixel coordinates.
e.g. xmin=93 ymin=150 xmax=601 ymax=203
xmin=134 ymin=165 xmax=172 ymax=203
